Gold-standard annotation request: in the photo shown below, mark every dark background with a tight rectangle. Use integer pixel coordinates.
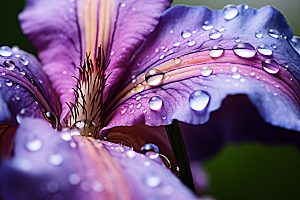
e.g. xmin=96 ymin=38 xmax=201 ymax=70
xmin=0 ymin=1 xmax=300 ymax=200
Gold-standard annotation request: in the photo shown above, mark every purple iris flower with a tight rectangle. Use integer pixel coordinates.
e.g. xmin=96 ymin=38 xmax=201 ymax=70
xmin=0 ymin=0 xmax=300 ymax=199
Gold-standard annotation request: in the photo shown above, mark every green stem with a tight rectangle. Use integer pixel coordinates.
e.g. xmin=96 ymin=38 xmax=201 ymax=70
xmin=165 ymin=119 xmax=195 ymax=192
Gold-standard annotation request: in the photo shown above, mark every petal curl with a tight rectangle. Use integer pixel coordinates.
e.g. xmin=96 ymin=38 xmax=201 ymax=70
xmin=0 ymin=118 xmax=198 ymax=200
xmin=104 ymin=5 xmax=300 ymax=135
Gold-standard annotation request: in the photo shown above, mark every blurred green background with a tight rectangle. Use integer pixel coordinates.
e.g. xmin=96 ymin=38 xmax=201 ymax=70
xmin=0 ymin=0 xmax=299 ymax=200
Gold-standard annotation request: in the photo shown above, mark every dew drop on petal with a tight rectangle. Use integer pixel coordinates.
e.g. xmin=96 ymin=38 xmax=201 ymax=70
xmin=181 ymin=30 xmax=191 ymax=38
xmin=25 ymin=135 xmax=43 ymax=152
xmin=234 ymin=36 xmax=241 ymax=42
xmin=268 ymin=29 xmax=280 ymax=39
xmin=48 ymin=154 xmax=63 ymax=165
xmin=189 ymin=90 xmax=210 ymax=111
xmin=188 ymin=39 xmax=196 ymax=46
xmin=120 ymin=107 xmax=127 ymax=114
xmin=143 ymin=172 xmax=162 ymax=188
xmin=257 ymin=44 xmax=272 ymax=56
xmin=141 ymin=143 xmax=159 ymax=154
xmin=120 ymin=2 xmax=126 ymax=7
xmin=70 ymin=119 xmax=97 ymax=138
xmin=216 ymin=26 xmax=226 ymax=32
xmin=202 ymin=21 xmax=214 ymax=30
xmin=209 ymin=30 xmax=222 ymax=39
xmin=271 ymin=44 xmax=277 ymax=49
xmin=223 ymin=5 xmax=239 ymax=20
xmin=255 ymin=31 xmax=263 ymax=38
xmin=137 ymin=103 xmax=142 ymax=109
xmin=19 ymin=56 xmax=29 ymax=66
xmin=43 ymin=111 xmax=60 ymax=130
xmin=262 ymin=59 xmax=279 ymax=74
xmin=232 ymin=72 xmax=241 ymax=79
xmin=135 ymin=84 xmax=144 ymax=92
xmin=145 ymin=69 xmax=165 ymax=86
xmin=0 ymin=46 xmax=12 ymax=57
xmin=5 ymin=79 xmax=13 ymax=87
xmin=3 ymin=59 xmax=15 ymax=70
xmin=174 ymin=58 xmax=181 ymax=64
xmin=149 ymin=96 xmax=163 ymax=110
xmin=61 ymin=131 xmax=71 ymax=141
xmin=125 ymin=150 xmax=136 ymax=159
xmin=159 ymin=54 xmax=165 ymax=59
xmin=173 ymin=41 xmax=180 ymax=47
xmin=201 ymin=66 xmax=213 ymax=76
xmin=290 ymin=36 xmax=300 ymax=54
xmin=233 ymin=43 xmax=256 ymax=58
xmin=20 ymin=70 xmax=26 ymax=76
xmin=209 ymin=45 xmax=224 ymax=58
xmin=231 ymin=66 xmax=238 ymax=72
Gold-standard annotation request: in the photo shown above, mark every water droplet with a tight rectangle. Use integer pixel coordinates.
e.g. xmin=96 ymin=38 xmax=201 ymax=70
xmin=162 ymin=115 xmax=167 ymax=120
xmin=20 ymin=70 xmax=26 ymax=76
xmin=69 ymin=173 xmax=81 ymax=185
xmin=201 ymin=66 xmax=213 ymax=77
xmin=255 ymin=31 xmax=263 ymax=38
xmin=143 ymin=109 xmax=147 ymax=113
xmin=250 ymin=72 xmax=255 ymax=76
xmin=120 ymin=2 xmax=126 ymax=7
xmin=137 ymin=103 xmax=142 ymax=109
xmin=135 ymin=84 xmax=144 ymax=92
xmin=42 ymin=111 xmax=60 ymax=130
xmin=257 ymin=44 xmax=272 ymax=56
xmin=71 ymin=119 xmax=98 ymax=138
xmin=5 ymin=79 xmax=13 ymax=87
xmin=268 ymin=29 xmax=280 ymax=39
xmin=136 ymin=95 xmax=141 ymax=101
xmin=170 ymin=30 xmax=174 ymax=34
xmin=125 ymin=150 xmax=136 ymax=159
xmin=3 ymin=59 xmax=15 ymax=70
xmin=69 ymin=141 xmax=77 ymax=148
xmin=189 ymin=90 xmax=210 ymax=111
xmin=181 ymin=30 xmax=191 ymax=38
xmin=188 ymin=40 xmax=196 ymax=46
xmin=290 ymin=36 xmax=300 ymax=54
xmin=25 ymin=135 xmax=43 ymax=151
xmin=202 ymin=21 xmax=214 ymax=30
xmin=145 ymin=69 xmax=165 ymax=86
xmin=61 ymin=131 xmax=71 ymax=141
xmin=233 ymin=43 xmax=256 ymax=58
xmin=209 ymin=30 xmax=222 ymax=39
xmin=120 ymin=107 xmax=127 ymax=114
xmin=244 ymin=4 xmax=249 ymax=9
xmin=130 ymin=109 xmax=135 ymax=113
xmin=271 ymin=44 xmax=276 ymax=49
xmin=159 ymin=54 xmax=165 ymax=59
xmin=209 ymin=45 xmax=224 ymax=58
xmin=143 ymin=172 xmax=162 ymax=187
xmin=149 ymin=96 xmax=163 ymax=110
xmin=49 ymin=154 xmax=63 ymax=165
xmin=262 ymin=59 xmax=279 ymax=74
xmin=0 ymin=46 xmax=12 ymax=57
xmin=223 ymin=5 xmax=239 ymax=20
xmin=19 ymin=56 xmax=29 ymax=66
xmin=174 ymin=58 xmax=181 ymax=64
xmin=216 ymin=26 xmax=226 ymax=32
xmin=232 ymin=72 xmax=241 ymax=79
xmin=234 ymin=36 xmax=241 ymax=42
xmin=141 ymin=143 xmax=159 ymax=155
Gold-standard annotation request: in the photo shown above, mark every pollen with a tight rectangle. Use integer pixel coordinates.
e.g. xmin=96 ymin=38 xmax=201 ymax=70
xmin=65 ymin=47 xmax=112 ymax=138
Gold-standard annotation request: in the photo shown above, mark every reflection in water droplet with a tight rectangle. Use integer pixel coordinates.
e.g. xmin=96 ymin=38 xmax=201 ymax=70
xmin=141 ymin=143 xmax=159 ymax=154
xmin=189 ymin=90 xmax=210 ymax=111
xmin=232 ymin=72 xmax=241 ymax=79
xmin=262 ymin=59 xmax=279 ymax=74
xmin=233 ymin=43 xmax=256 ymax=58
xmin=3 ymin=59 xmax=15 ymax=70
xmin=173 ymin=41 xmax=180 ymax=47
xmin=188 ymin=40 xmax=196 ymax=46
xmin=268 ymin=29 xmax=280 ymax=39
xmin=149 ymin=96 xmax=163 ymax=110
xmin=234 ymin=37 xmax=241 ymax=42
xmin=209 ymin=45 xmax=224 ymax=58
xmin=49 ymin=154 xmax=63 ymax=165
xmin=0 ymin=46 xmax=12 ymax=57
xmin=69 ymin=173 xmax=81 ymax=185
xmin=71 ymin=119 xmax=98 ymax=138
xmin=209 ymin=30 xmax=222 ymax=39
xmin=25 ymin=135 xmax=43 ymax=151
xmin=257 ymin=44 xmax=272 ymax=56
xmin=19 ymin=56 xmax=29 ymax=66
xmin=181 ymin=30 xmax=191 ymax=38
xmin=202 ymin=21 xmax=214 ymax=30
xmin=201 ymin=66 xmax=213 ymax=77
xmin=174 ymin=58 xmax=181 ymax=64
xmin=216 ymin=26 xmax=226 ymax=32
xmin=223 ymin=5 xmax=239 ymax=20
xmin=255 ymin=31 xmax=263 ymax=38
xmin=143 ymin=172 xmax=162 ymax=188
xmin=145 ymin=69 xmax=165 ymax=86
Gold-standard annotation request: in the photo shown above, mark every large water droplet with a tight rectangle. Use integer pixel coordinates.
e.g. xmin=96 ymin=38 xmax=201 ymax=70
xmin=143 ymin=172 xmax=162 ymax=188
xmin=71 ymin=119 xmax=97 ymax=138
xmin=49 ymin=154 xmax=64 ymax=165
xmin=209 ymin=45 xmax=224 ymax=58
xmin=181 ymin=30 xmax=191 ymax=38
xmin=173 ymin=41 xmax=180 ymax=47
xmin=145 ymin=69 xmax=165 ymax=86
xmin=189 ymin=90 xmax=210 ymax=111
xmin=268 ymin=29 xmax=280 ymax=39
xmin=255 ymin=31 xmax=263 ymax=38
xmin=216 ymin=26 xmax=226 ymax=32
xmin=223 ymin=5 xmax=239 ymax=20
xmin=290 ymin=36 xmax=300 ymax=54
xmin=149 ymin=96 xmax=163 ymax=110
xmin=201 ymin=66 xmax=213 ymax=76
xmin=3 ymin=59 xmax=15 ymax=70
xmin=262 ymin=59 xmax=279 ymax=74
xmin=0 ymin=46 xmax=12 ymax=57
xmin=42 ymin=111 xmax=60 ymax=130
xmin=19 ymin=56 xmax=29 ymax=66
xmin=257 ymin=44 xmax=272 ymax=56
xmin=188 ymin=40 xmax=196 ymax=46
xmin=209 ymin=30 xmax=222 ymax=39
xmin=233 ymin=43 xmax=256 ymax=58
xmin=25 ymin=135 xmax=43 ymax=151
xmin=202 ymin=21 xmax=214 ymax=30
xmin=141 ymin=143 xmax=159 ymax=154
